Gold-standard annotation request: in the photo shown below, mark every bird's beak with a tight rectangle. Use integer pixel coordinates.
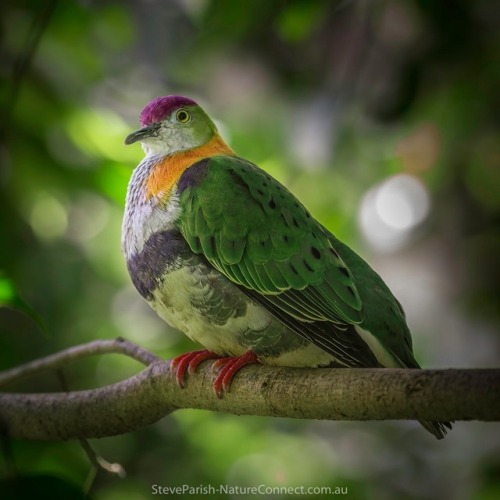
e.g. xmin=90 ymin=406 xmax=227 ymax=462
xmin=124 ymin=123 xmax=160 ymax=145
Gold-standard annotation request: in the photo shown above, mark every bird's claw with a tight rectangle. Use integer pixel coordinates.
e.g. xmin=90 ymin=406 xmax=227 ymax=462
xmin=170 ymin=350 xmax=259 ymax=397
xmin=211 ymin=351 xmax=259 ymax=398
xmin=170 ymin=349 xmax=220 ymax=388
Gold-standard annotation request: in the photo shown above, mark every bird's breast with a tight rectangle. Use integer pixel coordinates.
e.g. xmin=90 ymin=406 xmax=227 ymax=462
xmin=122 ymin=134 xmax=235 ymax=259
xmin=122 ymin=155 xmax=182 ymax=260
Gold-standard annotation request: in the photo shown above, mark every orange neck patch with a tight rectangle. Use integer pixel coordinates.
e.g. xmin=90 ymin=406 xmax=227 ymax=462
xmin=145 ymin=134 xmax=235 ymax=201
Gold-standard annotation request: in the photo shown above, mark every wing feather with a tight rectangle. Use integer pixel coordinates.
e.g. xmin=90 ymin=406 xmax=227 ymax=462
xmin=176 ymin=156 xmax=376 ymax=366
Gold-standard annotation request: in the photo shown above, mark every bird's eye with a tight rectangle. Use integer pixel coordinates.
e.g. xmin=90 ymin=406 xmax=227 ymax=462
xmin=176 ymin=109 xmax=191 ymax=123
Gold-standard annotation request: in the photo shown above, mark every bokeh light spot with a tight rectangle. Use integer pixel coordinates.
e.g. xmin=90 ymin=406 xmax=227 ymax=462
xmin=359 ymin=174 xmax=430 ymax=251
xmin=29 ymin=193 xmax=68 ymax=241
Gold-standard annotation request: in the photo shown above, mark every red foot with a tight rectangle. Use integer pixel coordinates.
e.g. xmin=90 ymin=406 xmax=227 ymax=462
xmin=170 ymin=349 xmax=259 ymax=397
xmin=170 ymin=349 xmax=220 ymax=388
xmin=212 ymin=351 xmax=259 ymax=398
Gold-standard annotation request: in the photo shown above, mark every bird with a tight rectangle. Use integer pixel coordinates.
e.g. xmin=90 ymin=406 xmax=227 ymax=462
xmin=122 ymin=95 xmax=452 ymax=439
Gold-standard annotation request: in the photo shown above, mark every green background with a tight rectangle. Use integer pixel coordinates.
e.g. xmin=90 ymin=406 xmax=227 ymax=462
xmin=1 ymin=1 xmax=499 ymax=499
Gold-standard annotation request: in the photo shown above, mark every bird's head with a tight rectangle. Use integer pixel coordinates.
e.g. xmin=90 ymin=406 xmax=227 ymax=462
xmin=125 ymin=96 xmax=219 ymax=156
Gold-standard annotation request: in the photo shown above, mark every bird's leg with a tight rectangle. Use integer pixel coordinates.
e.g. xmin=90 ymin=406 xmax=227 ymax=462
xmin=170 ymin=349 xmax=221 ymax=388
xmin=170 ymin=349 xmax=260 ymax=396
xmin=211 ymin=351 xmax=259 ymax=398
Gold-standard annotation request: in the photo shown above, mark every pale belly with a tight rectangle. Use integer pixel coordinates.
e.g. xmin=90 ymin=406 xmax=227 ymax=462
xmin=150 ymin=266 xmax=271 ymax=356
xmin=148 ymin=265 xmax=335 ymax=367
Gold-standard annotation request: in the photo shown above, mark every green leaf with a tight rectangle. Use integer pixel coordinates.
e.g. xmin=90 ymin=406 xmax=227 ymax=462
xmin=0 ymin=272 xmax=46 ymax=332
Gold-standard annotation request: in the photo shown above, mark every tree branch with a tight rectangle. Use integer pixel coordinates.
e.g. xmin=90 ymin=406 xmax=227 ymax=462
xmin=0 ymin=341 xmax=499 ymax=440
xmin=0 ymin=338 xmax=159 ymax=387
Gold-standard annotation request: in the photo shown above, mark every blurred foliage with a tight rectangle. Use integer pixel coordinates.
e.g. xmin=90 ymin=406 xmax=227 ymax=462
xmin=0 ymin=0 xmax=499 ymax=499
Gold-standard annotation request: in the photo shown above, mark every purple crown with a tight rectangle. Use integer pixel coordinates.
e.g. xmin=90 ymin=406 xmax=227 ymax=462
xmin=140 ymin=96 xmax=197 ymax=126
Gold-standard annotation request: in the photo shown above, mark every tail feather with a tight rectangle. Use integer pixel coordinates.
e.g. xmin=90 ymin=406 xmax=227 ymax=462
xmin=382 ymin=349 xmax=453 ymax=440
xmin=419 ymin=420 xmax=453 ymax=440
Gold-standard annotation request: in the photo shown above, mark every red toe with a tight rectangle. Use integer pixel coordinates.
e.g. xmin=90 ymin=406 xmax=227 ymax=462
xmin=171 ymin=349 xmax=220 ymax=388
xmin=187 ymin=350 xmax=221 ymax=374
xmin=171 ymin=350 xmax=259 ymax=395
xmin=212 ymin=351 xmax=259 ymax=398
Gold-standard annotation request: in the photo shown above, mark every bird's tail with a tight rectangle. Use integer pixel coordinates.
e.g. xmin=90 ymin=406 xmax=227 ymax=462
xmin=386 ymin=351 xmax=453 ymax=440
xmin=419 ymin=420 xmax=453 ymax=440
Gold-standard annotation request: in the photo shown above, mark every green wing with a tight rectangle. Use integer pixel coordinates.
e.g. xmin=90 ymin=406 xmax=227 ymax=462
xmin=326 ymin=230 xmax=419 ymax=368
xmin=177 ymin=155 xmax=378 ymax=367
